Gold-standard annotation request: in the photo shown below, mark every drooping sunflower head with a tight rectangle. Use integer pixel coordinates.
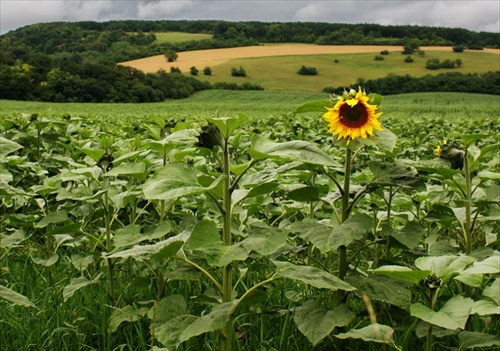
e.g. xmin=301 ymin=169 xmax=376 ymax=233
xmin=323 ymin=87 xmax=383 ymax=141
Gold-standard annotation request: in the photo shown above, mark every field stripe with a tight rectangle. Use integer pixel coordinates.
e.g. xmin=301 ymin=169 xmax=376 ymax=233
xmin=120 ymin=44 xmax=500 ymax=73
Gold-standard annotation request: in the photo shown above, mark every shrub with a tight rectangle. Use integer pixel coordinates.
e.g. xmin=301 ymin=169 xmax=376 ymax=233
xmin=170 ymin=67 xmax=181 ymax=73
xmin=203 ymin=67 xmax=212 ymax=75
xmin=231 ymin=66 xmax=247 ymax=77
xmin=190 ymin=66 xmax=199 ymax=76
xmin=380 ymin=50 xmax=389 ymax=55
xmin=374 ymin=55 xmax=384 ymax=61
xmin=453 ymin=45 xmax=465 ymax=52
xmin=426 ymin=58 xmax=441 ymax=70
xmin=404 ymin=56 xmax=414 ymax=63
xmin=297 ymin=65 xmax=318 ymax=75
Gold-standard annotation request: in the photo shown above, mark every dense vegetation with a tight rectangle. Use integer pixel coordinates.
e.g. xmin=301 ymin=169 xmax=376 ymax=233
xmin=0 ymin=20 xmax=499 ymax=102
xmin=325 ymin=71 xmax=500 ymax=96
xmin=1 ymin=92 xmax=499 ymax=350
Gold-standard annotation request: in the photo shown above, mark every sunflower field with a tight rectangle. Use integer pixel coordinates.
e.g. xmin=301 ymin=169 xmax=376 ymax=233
xmin=1 ymin=91 xmax=499 ymax=351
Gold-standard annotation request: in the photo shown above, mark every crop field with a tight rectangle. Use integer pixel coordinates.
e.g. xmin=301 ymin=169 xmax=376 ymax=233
xmin=120 ymin=44 xmax=500 ymax=92
xmin=1 ymin=90 xmax=499 ymax=351
xmin=152 ymin=31 xmax=213 ymax=44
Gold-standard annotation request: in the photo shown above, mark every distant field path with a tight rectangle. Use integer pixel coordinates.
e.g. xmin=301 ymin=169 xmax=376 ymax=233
xmin=120 ymin=44 xmax=500 ymax=73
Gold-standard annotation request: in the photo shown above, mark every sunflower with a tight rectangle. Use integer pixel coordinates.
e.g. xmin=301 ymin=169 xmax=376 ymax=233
xmin=323 ymin=87 xmax=383 ymax=140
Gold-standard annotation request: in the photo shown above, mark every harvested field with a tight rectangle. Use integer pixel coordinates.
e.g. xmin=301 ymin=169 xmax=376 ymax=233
xmin=120 ymin=44 xmax=500 ymax=73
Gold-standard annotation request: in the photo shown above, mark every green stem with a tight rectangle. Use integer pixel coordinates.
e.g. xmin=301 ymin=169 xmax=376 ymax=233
xmin=103 ymin=179 xmax=115 ymax=303
xmin=338 ymin=147 xmax=352 ymax=304
xmin=463 ymin=147 xmax=472 ymax=255
xmin=221 ymin=139 xmax=233 ymax=351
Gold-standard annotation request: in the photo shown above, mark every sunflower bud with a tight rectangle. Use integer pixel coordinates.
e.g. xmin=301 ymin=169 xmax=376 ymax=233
xmin=438 ymin=141 xmax=464 ymax=170
xmin=196 ymin=122 xmax=224 ymax=150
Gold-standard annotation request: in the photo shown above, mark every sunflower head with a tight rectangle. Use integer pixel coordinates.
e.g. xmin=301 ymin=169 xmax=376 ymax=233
xmin=323 ymin=87 xmax=383 ymax=141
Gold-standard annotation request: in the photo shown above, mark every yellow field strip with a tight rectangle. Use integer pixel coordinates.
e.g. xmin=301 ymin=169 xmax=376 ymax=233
xmin=120 ymin=44 xmax=500 ymax=73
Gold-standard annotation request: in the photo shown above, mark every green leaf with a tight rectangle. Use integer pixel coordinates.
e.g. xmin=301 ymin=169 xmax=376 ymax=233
xmin=80 ymin=148 xmax=105 ymax=162
xmin=458 ymin=331 xmax=500 ymax=350
xmin=357 ymin=127 xmax=398 ymax=152
xmin=248 ymin=134 xmax=341 ymax=168
xmin=347 ymin=274 xmax=411 ymax=310
xmin=415 ymin=255 xmax=475 ymax=281
xmin=471 ymin=300 xmax=500 ymax=316
xmin=294 ymin=300 xmax=354 ymax=346
xmin=387 ymin=221 xmax=425 ymax=249
xmin=187 ymin=220 xmax=220 ymax=250
xmin=336 ymin=323 xmax=394 ymax=344
xmin=0 ymin=284 xmax=36 ymax=308
xmin=368 ymin=161 xmax=424 ymax=190
xmin=0 ymin=137 xmax=23 ymax=158
xmin=63 ymin=276 xmax=91 ymax=301
xmin=411 ymin=295 xmax=474 ymax=330
xmin=239 ymin=227 xmax=288 ymax=256
xmin=483 ymin=278 xmax=500 ymax=305
xmin=288 ymin=186 xmax=320 ymax=202
xmin=209 ymin=114 xmax=248 ymax=139
xmin=368 ymin=93 xmax=383 ymax=106
xmin=200 ymin=242 xmax=249 ymax=267
xmin=293 ymin=99 xmax=332 ymax=114
xmin=109 ymin=304 xmax=150 ymax=333
xmin=105 ymin=230 xmax=189 ymax=260
xmin=459 ymin=255 xmax=500 ymax=275
xmin=34 ymin=210 xmax=69 ymax=228
xmin=299 ymin=214 xmax=371 ymax=254
xmin=370 ymin=266 xmax=431 ymax=285
xmin=105 ymin=162 xmax=147 ymax=179
xmin=142 ymin=163 xmax=223 ymax=201
xmin=179 ymin=301 xmax=235 ymax=344
xmin=459 ymin=134 xmax=490 ymax=146
xmin=272 ymin=260 xmax=355 ymax=291
xmin=32 ymin=254 xmax=59 ymax=267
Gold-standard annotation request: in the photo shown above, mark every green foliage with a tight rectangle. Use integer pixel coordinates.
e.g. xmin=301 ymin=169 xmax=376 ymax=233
xmin=230 ymin=66 xmax=247 ymax=77
xmin=297 ymin=65 xmax=318 ymax=75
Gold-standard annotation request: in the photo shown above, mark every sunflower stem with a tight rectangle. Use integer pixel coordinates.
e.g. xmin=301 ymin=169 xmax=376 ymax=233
xmin=338 ymin=147 xmax=352 ymax=303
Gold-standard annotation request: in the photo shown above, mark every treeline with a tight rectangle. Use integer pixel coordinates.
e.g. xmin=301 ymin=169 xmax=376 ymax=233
xmin=324 ymin=71 xmax=500 ymax=96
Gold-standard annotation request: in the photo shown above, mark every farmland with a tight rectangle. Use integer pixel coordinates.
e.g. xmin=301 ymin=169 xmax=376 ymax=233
xmin=1 ymin=90 xmax=499 ymax=350
xmin=120 ymin=44 xmax=500 ymax=92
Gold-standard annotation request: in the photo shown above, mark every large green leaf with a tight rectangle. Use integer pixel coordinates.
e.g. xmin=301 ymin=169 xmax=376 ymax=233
xmin=299 ymin=214 xmax=371 ymax=254
xmin=294 ymin=300 xmax=354 ymax=346
xmin=346 ymin=274 xmax=411 ymax=310
xmin=200 ymin=242 xmax=249 ymax=267
xmin=0 ymin=137 xmax=23 ymax=157
xmin=248 ymin=134 xmax=341 ymax=167
xmin=209 ymin=114 xmax=248 ymax=139
xmin=368 ymin=160 xmax=425 ymax=190
xmin=293 ymin=99 xmax=331 ymax=114
xmin=105 ymin=230 xmax=188 ymax=260
xmin=34 ymin=210 xmax=69 ymax=228
xmin=238 ymin=227 xmax=288 ymax=256
xmin=187 ymin=220 xmax=220 ymax=250
xmin=142 ymin=163 xmax=223 ymax=201
xmin=458 ymin=331 xmax=500 ymax=350
xmin=272 ymin=260 xmax=355 ymax=291
xmin=458 ymin=255 xmax=500 ymax=275
xmin=109 ymin=304 xmax=150 ymax=333
xmin=411 ymin=295 xmax=474 ymax=330
xmin=63 ymin=276 xmax=91 ymax=301
xmin=105 ymin=162 xmax=147 ymax=179
xmin=387 ymin=221 xmax=425 ymax=249
xmin=336 ymin=323 xmax=395 ymax=344
xmin=0 ymin=284 xmax=36 ymax=308
xmin=179 ymin=301 xmax=235 ymax=344
xmin=415 ymin=255 xmax=476 ymax=282
xmin=370 ymin=266 xmax=431 ymax=285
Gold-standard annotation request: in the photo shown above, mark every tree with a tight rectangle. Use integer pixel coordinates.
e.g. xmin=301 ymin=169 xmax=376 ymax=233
xmin=297 ymin=65 xmax=318 ymax=75
xmin=203 ymin=67 xmax=212 ymax=76
xmin=190 ymin=66 xmax=199 ymax=76
xmin=164 ymin=50 xmax=178 ymax=62
xmin=231 ymin=66 xmax=246 ymax=77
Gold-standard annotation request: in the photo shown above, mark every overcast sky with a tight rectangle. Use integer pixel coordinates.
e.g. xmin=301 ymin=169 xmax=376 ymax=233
xmin=1 ymin=0 xmax=499 ymax=35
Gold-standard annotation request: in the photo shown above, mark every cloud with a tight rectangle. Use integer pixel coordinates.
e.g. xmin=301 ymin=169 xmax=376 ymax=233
xmin=137 ymin=0 xmax=195 ymax=19
xmin=293 ymin=3 xmax=326 ymax=21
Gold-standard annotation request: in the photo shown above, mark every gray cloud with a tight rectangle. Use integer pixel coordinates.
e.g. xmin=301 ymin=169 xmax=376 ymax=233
xmin=1 ymin=0 xmax=499 ymax=35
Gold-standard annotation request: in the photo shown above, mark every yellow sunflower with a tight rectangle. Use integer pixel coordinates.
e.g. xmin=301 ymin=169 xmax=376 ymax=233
xmin=323 ymin=87 xmax=383 ymax=140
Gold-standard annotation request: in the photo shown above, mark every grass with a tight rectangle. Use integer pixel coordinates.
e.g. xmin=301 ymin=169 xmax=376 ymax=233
xmin=189 ymin=50 xmax=499 ymax=92
xmin=153 ymin=31 xmax=213 ymax=44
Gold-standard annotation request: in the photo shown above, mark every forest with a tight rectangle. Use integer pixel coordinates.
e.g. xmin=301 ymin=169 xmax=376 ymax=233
xmin=0 ymin=20 xmax=499 ymax=102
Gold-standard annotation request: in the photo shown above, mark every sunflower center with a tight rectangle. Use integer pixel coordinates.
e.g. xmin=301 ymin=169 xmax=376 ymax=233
xmin=339 ymin=102 xmax=369 ymax=128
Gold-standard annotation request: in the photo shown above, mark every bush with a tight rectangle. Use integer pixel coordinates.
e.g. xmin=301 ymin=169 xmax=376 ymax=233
xmin=170 ymin=67 xmax=181 ymax=73
xmin=380 ymin=50 xmax=389 ymax=55
xmin=453 ymin=45 xmax=465 ymax=52
xmin=404 ymin=56 xmax=414 ymax=63
xmin=190 ymin=66 xmax=199 ymax=76
xmin=203 ymin=67 xmax=212 ymax=75
xmin=374 ymin=55 xmax=384 ymax=61
xmin=426 ymin=58 xmax=442 ymax=70
xmin=231 ymin=66 xmax=247 ymax=77
xmin=297 ymin=65 xmax=318 ymax=75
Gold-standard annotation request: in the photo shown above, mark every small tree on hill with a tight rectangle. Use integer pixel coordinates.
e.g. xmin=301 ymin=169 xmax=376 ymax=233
xmin=164 ymin=50 xmax=178 ymax=62
xmin=190 ymin=66 xmax=199 ymax=76
xmin=203 ymin=67 xmax=212 ymax=75
xmin=231 ymin=66 xmax=247 ymax=77
xmin=297 ymin=65 xmax=318 ymax=75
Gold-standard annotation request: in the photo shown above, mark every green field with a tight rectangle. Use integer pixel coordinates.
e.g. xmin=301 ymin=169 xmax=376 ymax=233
xmin=187 ymin=50 xmax=499 ymax=92
xmin=1 ymin=90 xmax=500 ymax=351
xmin=1 ymin=90 xmax=498 ymax=122
xmin=153 ymin=31 xmax=213 ymax=44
